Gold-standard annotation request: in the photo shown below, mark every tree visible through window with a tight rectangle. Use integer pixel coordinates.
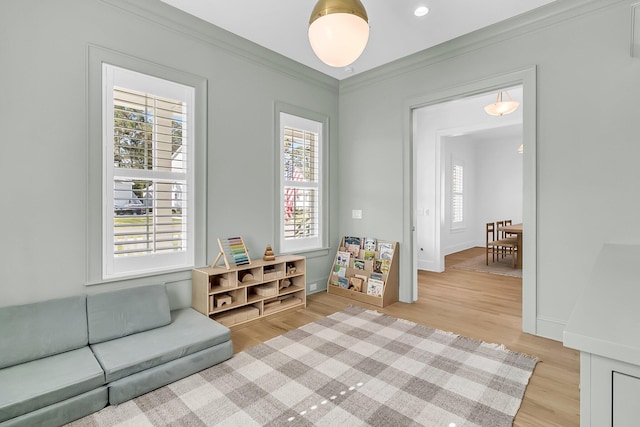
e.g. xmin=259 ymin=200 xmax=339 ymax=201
xmin=103 ymin=64 xmax=194 ymax=279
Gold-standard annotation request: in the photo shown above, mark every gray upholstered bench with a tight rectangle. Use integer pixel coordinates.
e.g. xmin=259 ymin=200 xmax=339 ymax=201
xmin=0 ymin=284 xmax=233 ymax=427
xmin=87 ymin=285 xmax=233 ymax=405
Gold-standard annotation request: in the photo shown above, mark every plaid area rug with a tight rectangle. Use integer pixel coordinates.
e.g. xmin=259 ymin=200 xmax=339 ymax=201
xmin=68 ymin=306 xmax=537 ymax=427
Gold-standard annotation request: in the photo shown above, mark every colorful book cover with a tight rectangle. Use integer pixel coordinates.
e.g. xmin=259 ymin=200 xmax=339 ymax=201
xmin=336 ymin=251 xmax=350 ymax=267
xmin=334 ymin=265 xmax=346 ymax=278
xmin=380 ymin=259 xmax=391 ymax=274
xmin=354 ymin=274 xmax=368 ymax=284
xmin=363 ymin=237 xmax=376 ymax=251
xmin=363 ymin=250 xmax=375 ymax=261
xmin=367 ymin=278 xmax=384 ymax=297
xmin=353 ymin=259 xmax=365 ymax=270
xmin=349 ymin=277 xmax=363 ymax=292
xmin=346 ymin=244 xmax=360 ymax=258
xmin=378 ymin=242 xmax=394 ymax=261
xmin=344 ymin=236 xmax=362 ymax=248
xmin=370 ymin=272 xmax=383 ymax=282
xmin=338 ymin=277 xmax=349 ymax=289
xmin=373 ymin=259 xmax=383 ymax=273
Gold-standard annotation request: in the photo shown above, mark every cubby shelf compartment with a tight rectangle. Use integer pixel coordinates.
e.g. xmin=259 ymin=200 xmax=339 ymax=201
xmin=192 ymin=254 xmax=306 ymax=328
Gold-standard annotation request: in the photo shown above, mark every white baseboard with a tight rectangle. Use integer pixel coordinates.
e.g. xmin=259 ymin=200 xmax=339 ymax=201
xmin=443 ymin=241 xmax=477 ymax=256
xmin=417 ymin=259 xmax=443 ymax=272
xmin=536 ymin=316 xmax=566 ymax=342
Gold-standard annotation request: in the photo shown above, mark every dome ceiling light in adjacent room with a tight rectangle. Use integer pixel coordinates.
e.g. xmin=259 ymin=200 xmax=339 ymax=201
xmin=484 ymin=91 xmax=520 ymax=116
xmin=308 ymin=0 xmax=369 ymax=67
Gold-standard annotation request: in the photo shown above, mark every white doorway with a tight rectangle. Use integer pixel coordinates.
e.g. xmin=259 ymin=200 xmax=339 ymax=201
xmin=414 ymin=87 xmax=523 ymax=272
xmin=402 ymin=68 xmax=537 ymax=334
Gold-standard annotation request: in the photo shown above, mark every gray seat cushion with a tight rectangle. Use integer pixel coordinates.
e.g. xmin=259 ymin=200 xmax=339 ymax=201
xmin=0 ymin=347 xmax=105 ymax=423
xmin=0 ymin=295 xmax=88 ymax=369
xmin=87 ymin=284 xmax=171 ymax=344
xmin=90 ymin=308 xmax=231 ymax=382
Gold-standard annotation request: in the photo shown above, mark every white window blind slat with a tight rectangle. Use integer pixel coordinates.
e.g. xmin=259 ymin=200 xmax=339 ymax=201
xmin=103 ymin=63 xmax=195 ymax=279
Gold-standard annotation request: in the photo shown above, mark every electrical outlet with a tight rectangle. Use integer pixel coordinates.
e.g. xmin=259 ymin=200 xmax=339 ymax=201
xmin=309 ymin=283 xmax=317 ymax=291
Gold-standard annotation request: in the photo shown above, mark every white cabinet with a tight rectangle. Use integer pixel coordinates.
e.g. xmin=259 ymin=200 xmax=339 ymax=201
xmin=613 ymin=371 xmax=640 ymax=427
xmin=564 ymin=244 xmax=640 ymax=427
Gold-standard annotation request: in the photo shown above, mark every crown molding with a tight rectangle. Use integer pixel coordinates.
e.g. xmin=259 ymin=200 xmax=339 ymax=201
xmin=339 ymin=0 xmax=623 ymax=94
xmin=99 ymin=0 xmax=339 ymax=94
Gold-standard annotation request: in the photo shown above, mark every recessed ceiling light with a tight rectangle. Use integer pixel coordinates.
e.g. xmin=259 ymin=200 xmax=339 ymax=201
xmin=414 ymin=6 xmax=429 ymax=17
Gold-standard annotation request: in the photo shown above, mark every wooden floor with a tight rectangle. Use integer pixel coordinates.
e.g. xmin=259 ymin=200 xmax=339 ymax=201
xmin=231 ymin=247 xmax=580 ymax=426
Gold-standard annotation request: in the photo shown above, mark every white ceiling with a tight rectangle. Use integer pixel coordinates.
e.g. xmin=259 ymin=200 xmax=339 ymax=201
xmin=159 ymin=0 xmax=557 ymax=80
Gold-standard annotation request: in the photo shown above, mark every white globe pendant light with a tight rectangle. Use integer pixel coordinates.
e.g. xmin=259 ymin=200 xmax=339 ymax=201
xmin=308 ymin=0 xmax=369 ymax=67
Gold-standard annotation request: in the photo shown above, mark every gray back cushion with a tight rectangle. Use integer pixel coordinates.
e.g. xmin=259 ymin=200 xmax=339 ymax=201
xmin=0 ymin=295 xmax=88 ymax=369
xmin=87 ymin=284 xmax=171 ymax=344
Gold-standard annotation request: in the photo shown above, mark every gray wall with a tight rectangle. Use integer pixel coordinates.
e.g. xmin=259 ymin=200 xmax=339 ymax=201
xmin=3 ymin=0 xmax=639 ymax=342
xmin=338 ymin=0 xmax=640 ymax=340
xmin=0 ymin=0 xmax=339 ymax=307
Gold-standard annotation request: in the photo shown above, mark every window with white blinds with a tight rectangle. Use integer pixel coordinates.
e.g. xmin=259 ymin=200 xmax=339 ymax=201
xmin=279 ymin=112 xmax=323 ymax=253
xmin=103 ymin=64 xmax=194 ymax=279
xmin=452 ymin=163 xmax=464 ymax=226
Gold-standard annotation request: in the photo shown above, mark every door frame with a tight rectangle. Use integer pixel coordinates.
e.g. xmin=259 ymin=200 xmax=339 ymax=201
xmin=402 ymin=66 xmax=537 ymax=334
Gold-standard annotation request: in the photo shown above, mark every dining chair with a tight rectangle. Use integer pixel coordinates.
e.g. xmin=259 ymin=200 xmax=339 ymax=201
xmin=496 ymin=220 xmax=518 ymax=268
xmin=485 ymin=222 xmax=500 ymax=265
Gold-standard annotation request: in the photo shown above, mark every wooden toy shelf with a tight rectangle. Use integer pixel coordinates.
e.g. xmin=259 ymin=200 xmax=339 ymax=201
xmin=192 ymin=255 xmax=306 ymax=328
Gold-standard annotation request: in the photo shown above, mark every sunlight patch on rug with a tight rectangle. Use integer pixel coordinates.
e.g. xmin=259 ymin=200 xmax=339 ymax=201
xmin=68 ymin=306 xmax=537 ymax=427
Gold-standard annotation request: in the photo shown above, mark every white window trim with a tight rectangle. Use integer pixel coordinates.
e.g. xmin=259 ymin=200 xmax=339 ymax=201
xmin=87 ymin=45 xmax=207 ymax=285
xmin=102 ymin=64 xmax=195 ymax=280
xmin=275 ymin=104 xmax=329 ymax=254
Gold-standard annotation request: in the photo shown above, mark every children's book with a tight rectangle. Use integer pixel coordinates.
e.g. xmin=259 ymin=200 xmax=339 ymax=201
xmin=367 ymin=278 xmax=384 ymax=297
xmin=378 ymin=242 xmax=394 ymax=261
xmin=346 ymin=244 xmax=360 ymax=258
xmin=363 ymin=237 xmax=376 ymax=251
xmin=334 ymin=265 xmax=346 ymax=278
xmin=373 ymin=259 xmax=383 ymax=273
xmin=354 ymin=274 xmax=368 ymax=284
xmin=338 ymin=277 xmax=349 ymax=289
xmin=353 ymin=259 xmax=365 ymax=270
xmin=349 ymin=277 xmax=363 ymax=292
xmin=370 ymin=272 xmax=383 ymax=282
xmin=363 ymin=250 xmax=375 ymax=261
xmin=344 ymin=236 xmax=362 ymax=248
xmin=379 ymin=259 xmax=391 ymax=274
xmin=336 ymin=251 xmax=350 ymax=267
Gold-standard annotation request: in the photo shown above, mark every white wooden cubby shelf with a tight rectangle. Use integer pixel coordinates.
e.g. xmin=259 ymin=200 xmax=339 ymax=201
xmin=192 ymin=255 xmax=306 ymax=328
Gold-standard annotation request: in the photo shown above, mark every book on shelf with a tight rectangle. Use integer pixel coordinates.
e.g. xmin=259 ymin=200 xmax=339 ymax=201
xmin=336 ymin=251 xmax=350 ymax=267
xmin=363 ymin=250 xmax=375 ymax=261
xmin=354 ymin=274 xmax=368 ymax=284
xmin=379 ymin=259 xmax=391 ymax=274
xmin=334 ymin=265 xmax=346 ymax=278
xmin=370 ymin=272 xmax=384 ymax=282
xmin=345 ymin=244 xmax=360 ymax=258
xmin=344 ymin=236 xmax=362 ymax=248
xmin=363 ymin=237 xmax=376 ymax=251
xmin=349 ymin=277 xmax=363 ymax=292
xmin=378 ymin=242 xmax=394 ymax=261
xmin=338 ymin=277 xmax=349 ymax=289
xmin=373 ymin=260 xmax=383 ymax=274
xmin=367 ymin=278 xmax=384 ymax=297
xmin=353 ymin=259 xmax=365 ymax=270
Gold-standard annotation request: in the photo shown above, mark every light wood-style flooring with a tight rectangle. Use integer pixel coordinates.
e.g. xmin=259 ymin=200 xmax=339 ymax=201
xmin=231 ymin=247 xmax=580 ymax=426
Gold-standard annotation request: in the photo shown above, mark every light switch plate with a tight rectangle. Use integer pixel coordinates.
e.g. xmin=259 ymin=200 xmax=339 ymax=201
xmin=352 ymin=209 xmax=362 ymax=219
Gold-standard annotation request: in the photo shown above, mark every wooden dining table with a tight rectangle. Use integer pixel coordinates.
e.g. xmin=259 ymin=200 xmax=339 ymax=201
xmin=501 ymin=223 xmax=523 ymax=268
